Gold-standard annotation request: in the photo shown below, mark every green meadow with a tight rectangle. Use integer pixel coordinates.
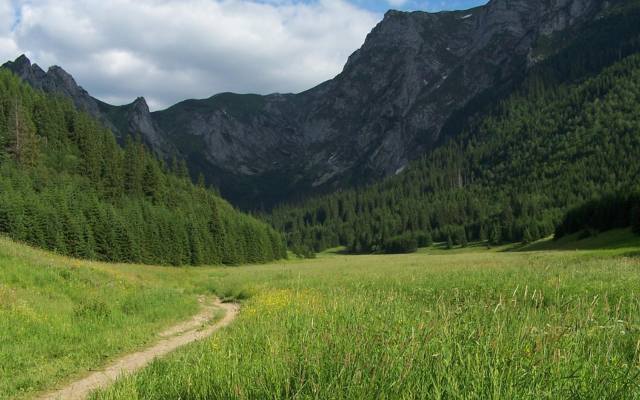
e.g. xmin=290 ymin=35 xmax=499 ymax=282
xmin=0 ymin=237 xmax=218 ymax=399
xmin=1 ymin=230 xmax=640 ymax=399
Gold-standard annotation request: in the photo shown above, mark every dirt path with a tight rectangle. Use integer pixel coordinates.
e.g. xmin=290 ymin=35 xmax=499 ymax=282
xmin=38 ymin=297 xmax=239 ymax=400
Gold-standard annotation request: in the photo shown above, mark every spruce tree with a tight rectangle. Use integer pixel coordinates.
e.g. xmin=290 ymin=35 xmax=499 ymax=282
xmin=523 ymin=227 xmax=533 ymax=244
xmin=490 ymin=225 xmax=502 ymax=246
xmin=478 ymin=224 xmax=487 ymax=243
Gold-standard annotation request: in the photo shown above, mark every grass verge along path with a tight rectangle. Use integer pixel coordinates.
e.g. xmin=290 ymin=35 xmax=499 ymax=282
xmin=37 ymin=297 xmax=238 ymax=400
xmin=0 ymin=236 xmax=238 ymax=399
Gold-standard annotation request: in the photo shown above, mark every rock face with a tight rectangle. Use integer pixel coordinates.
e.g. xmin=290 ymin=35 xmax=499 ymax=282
xmin=96 ymin=96 xmax=175 ymax=155
xmin=2 ymin=0 xmax=608 ymax=208
xmin=1 ymin=55 xmax=171 ymax=153
xmin=3 ymin=55 xmax=104 ymax=121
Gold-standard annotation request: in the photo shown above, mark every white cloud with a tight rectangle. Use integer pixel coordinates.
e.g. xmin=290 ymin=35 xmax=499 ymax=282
xmin=0 ymin=1 xmax=21 ymax=62
xmin=3 ymin=0 xmax=379 ymax=110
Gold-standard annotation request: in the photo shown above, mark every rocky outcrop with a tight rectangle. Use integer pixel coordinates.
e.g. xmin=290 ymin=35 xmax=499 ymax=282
xmin=2 ymin=56 xmax=171 ymax=153
xmin=2 ymin=0 xmax=609 ymax=208
xmin=3 ymin=55 xmax=104 ymax=122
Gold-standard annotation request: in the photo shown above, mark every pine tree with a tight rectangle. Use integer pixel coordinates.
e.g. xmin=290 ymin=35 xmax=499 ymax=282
xmin=123 ymin=136 xmax=144 ymax=196
xmin=142 ymin=159 xmax=164 ymax=201
xmin=523 ymin=227 xmax=533 ymax=244
xmin=197 ymin=173 xmax=206 ymax=188
xmin=208 ymin=201 xmax=225 ymax=264
xmin=490 ymin=225 xmax=502 ymax=246
xmin=0 ymin=98 xmax=8 ymax=162
xmin=177 ymin=159 xmax=189 ymax=180
xmin=60 ymin=204 xmax=87 ymax=258
xmin=458 ymin=228 xmax=468 ymax=247
xmin=7 ymin=98 xmax=39 ymax=167
xmin=479 ymin=225 xmax=488 ymax=243
xmin=74 ymin=114 xmax=101 ymax=182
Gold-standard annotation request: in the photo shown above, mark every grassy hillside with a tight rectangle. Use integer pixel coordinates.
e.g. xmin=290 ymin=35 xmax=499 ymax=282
xmin=51 ymin=239 xmax=636 ymax=399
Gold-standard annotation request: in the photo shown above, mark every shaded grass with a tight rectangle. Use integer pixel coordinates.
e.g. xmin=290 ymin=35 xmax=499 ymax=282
xmin=518 ymin=228 xmax=640 ymax=253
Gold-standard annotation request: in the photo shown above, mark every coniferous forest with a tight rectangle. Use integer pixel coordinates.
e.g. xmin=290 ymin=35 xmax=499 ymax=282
xmin=269 ymin=24 xmax=640 ymax=255
xmin=0 ymin=70 xmax=286 ymax=265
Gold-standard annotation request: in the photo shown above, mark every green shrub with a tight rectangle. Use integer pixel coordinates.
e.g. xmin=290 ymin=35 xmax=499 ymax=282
xmin=415 ymin=232 xmax=433 ymax=247
xmin=382 ymin=235 xmax=418 ymax=254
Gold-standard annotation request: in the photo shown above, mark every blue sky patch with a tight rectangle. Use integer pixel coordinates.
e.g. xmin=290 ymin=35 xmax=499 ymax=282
xmin=353 ymin=0 xmax=488 ymax=13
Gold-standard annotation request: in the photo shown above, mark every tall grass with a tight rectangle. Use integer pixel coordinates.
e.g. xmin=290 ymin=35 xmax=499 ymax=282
xmin=92 ymin=249 xmax=640 ymax=399
xmin=2 ymin=231 xmax=639 ymax=399
xmin=0 ymin=237 xmax=202 ymax=399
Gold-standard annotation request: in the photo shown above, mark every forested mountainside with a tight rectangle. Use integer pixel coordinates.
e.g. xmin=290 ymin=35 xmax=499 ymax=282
xmin=3 ymin=0 xmax=623 ymax=209
xmin=269 ymin=13 xmax=640 ymax=255
xmin=0 ymin=71 xmax=286 ymax=265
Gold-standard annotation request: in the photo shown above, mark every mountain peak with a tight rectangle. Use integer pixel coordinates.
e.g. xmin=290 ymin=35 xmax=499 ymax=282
xmin=3 ymin=54 xmax=33 ymax=74
xmin=127 ymin=96 xmax=150 ymax=115
xmin=2 ymin=54 xmax=47 ymax=85
xmin=13 ymin=54 xmax=32 ymax=68
xmin=1 ymin=56 xmax=108 ymax=127
xmin=383 ymin=10 xmax=404 ymax=18
xmin=0 ymin=54 xmax=172 ymax=154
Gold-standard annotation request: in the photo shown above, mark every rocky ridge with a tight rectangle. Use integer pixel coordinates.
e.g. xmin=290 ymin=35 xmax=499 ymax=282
xmin=2 ymin=0 xmax=609 ymax=208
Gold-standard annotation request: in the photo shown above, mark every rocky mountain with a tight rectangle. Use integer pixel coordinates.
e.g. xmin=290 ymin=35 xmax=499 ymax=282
xmin=2 ymin=0 xmax=616 ymax=209
xmin=1 ymin=55 xmax=175 ymax=155
xmin=97 ymin=97 xmax=175 ymax=155
xmin=2 ymin=55 xmax=103 ymax=120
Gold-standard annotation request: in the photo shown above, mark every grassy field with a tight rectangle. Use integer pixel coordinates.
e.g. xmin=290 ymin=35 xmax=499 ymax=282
xmin=89 ymin=230 xmax=640 ymax=400
xmin=0 ymin=237 xmax=216 ymax=399
xmin=2 ymin=231 xmax=640 ymax=399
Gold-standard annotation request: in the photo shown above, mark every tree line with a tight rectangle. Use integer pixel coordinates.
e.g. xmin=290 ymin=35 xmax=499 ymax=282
xmin=555 ymin=192 xmax=640 ymax=239
xmin=0 ymin=70 xmax=286 ymax=265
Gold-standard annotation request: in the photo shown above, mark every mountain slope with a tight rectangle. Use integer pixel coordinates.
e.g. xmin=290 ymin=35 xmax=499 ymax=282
xmin=268 ymin=10 xmax=640 ymax=254
xmin=1 ymin=55 xmax=176 ymax=156
xmin=2 ymin=0 xmax=616 ymax=209
xmin=0 ymin=70 xmax=286 ymax=265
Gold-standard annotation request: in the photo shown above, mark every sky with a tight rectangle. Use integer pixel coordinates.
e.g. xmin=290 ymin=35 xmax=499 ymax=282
xmin=0 ymin=0 xmax=487 ymax=110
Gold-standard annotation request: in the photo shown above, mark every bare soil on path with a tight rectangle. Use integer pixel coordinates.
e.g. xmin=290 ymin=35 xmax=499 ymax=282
xmin=37 ymin=297 xmax=239 ymax=400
